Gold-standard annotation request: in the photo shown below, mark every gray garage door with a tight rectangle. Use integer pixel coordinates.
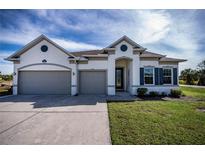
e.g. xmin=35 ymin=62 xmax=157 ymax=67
xmin=79 ymin=71 xmax=106 ymax=94
xmin=18 ymin=71 xmax=71 ymax=95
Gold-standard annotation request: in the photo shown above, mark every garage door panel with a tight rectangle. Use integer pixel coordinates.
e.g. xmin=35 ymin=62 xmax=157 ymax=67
xmin=18 ymin=71 xmax=71 ymax=95
xmin=79 ymin=71 xmax=106 ymax=94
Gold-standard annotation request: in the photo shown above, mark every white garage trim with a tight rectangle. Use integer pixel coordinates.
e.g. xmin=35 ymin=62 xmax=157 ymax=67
xmin=18 ymin=63 xmax=71 ymax=71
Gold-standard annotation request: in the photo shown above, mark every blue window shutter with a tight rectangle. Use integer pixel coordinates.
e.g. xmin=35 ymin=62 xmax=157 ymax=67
xmin=173 ymin=68 xmax=178 ymax=85
xmin=155 ymin=68 xmax=159 ymax=85
xmin=140 ymin=68 xmax=144 ymax=85
xmin=159 ymin=68 xmax=163 ymax=85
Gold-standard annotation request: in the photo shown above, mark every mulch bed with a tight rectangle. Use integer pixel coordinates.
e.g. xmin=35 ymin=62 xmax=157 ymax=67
xmin=137 ymin=96 xmax=204 ymax=102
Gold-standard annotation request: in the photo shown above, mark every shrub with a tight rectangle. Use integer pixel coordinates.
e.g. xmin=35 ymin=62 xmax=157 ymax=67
xmin=8 ymin=86 xmax=13 ymax=95
xmin=179 ymin=79 xmax=186 ymax=85
xmin=0 ymin=86 xmax=12 ymax=96
xmin=181 ymin=92 xmax=186 ymax=97
xmin=170 ymin=89 xmax=182 ymax=98
xmin=149 ymin=91 xmax=159 ymax=97
xmin=161 ymin=92 xmax=167 ymax=97
xmin=137 ymin=88 xmax=148 ymax=97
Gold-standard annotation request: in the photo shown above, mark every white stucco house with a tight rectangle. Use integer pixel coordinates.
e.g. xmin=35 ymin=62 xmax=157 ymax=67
xmin=6 ymin=35 xmax=186 ymax=96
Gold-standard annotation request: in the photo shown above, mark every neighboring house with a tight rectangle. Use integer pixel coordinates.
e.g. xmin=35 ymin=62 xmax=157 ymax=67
xmin=5 ymin=35 xmax=186 ymax=95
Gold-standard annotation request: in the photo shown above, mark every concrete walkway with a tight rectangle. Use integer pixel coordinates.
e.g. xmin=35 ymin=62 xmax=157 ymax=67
xmin=0 ymin=95 xmax=111 ymax=145
xmin=180 ymin=84 xmax=205 ymax=88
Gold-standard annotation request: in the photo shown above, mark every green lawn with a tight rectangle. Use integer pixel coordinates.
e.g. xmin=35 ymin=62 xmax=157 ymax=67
xmin=108 ymin=101 xmax=205 ymax=144
xmin=180 ymin=86 xmax=205 ymax=100
xmin=108 ymin=87 xmax=205 ymax=144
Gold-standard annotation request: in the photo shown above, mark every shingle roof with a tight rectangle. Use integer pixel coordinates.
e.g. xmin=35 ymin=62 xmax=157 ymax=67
xmin=159 ymin=57 xmax=187 ymax=62
xmin=140 ymin=51 xmax=165 ymax=58
xmin=71 ymin=50 xmax=103 ymax=57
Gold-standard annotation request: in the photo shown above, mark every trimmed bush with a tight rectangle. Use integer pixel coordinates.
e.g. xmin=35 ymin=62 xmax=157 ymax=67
xmin=179 ymin=79 xmax=186 ymax=85
xmin=161 ymin=92 xmax=167 ymax=97
xmin=149 ymin=91 xmax=159 ymax=97
xmin=170 ymin=89 xmax=182 ymax=98
xmin=8 ymin=86 xmax=13 ymax=95
xmin=137 ymin=88 xmax=148 ymax=97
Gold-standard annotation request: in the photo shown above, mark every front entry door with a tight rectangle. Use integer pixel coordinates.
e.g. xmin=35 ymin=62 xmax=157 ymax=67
xmin=115 ymin=68 xmax=124 ymax=90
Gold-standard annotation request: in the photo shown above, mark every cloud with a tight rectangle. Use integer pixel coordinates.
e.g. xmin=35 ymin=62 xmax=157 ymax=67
xmin=145 ymin=10 xmax=204 ymax=72
xmin=0 ymin=51 xmax=13 ymax=74
xmin=0 ymin=11 xmax=103 ymax=51
xmin=51 ymin=37 xmax=102 ymax=51
xmin=0 ymin=9 xmax=205 ymax=74
xmin=132 ymin=10 xmax=171 ymax=44
xmin=0 ymin=19 xmax=43 ymax=45
xmin=33 ymin=10 xmax=173 ymax=46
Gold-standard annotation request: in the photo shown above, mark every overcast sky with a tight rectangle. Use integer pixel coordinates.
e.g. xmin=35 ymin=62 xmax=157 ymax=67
xmin=0 ymin=9 xmax=205 ymax=74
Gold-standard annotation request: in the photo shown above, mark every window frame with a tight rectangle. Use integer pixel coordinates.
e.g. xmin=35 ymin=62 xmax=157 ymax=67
xmin=162 ymin=67 xmax=173 ymax=85
xmin=41 ymin=45 xmax=48 ymax=52
xmin=144 ymin=67 xmax=155 ymax=85
xmin=120 ymin=44 xmax=128 ymax=52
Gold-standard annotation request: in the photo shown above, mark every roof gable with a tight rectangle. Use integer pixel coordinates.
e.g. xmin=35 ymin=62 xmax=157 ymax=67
xmin=107 ymin=35 xmax=144 ymax=49
xmin=5 ymin=34 xmax=75 ymax=61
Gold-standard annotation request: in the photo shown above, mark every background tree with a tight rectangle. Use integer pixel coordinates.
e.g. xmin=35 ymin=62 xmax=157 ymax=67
xmin=180 ymin=69 xmax=198 ymax=85
xmin=197 ymin=59 xmax=205 ymax=86
xmin=0 ymin=74 xmax=13 ymax=81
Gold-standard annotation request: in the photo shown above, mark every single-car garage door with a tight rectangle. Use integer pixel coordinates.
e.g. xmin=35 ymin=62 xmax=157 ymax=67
xmin=79 ymin=71 xmax=106 ymax=94
xmin=18 ymin=71 xmax=71 ymax=95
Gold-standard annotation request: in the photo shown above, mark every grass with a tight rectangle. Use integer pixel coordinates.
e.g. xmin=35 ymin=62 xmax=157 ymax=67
xmin=108 ymin=87 xmax=205 ymax=144
xmin=108 ymin=101 xmax=205 ymax=144
xmin=180 ymin=86 xmax=205 ymax=100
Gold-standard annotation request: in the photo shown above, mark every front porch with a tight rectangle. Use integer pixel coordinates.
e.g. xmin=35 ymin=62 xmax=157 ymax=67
xmin=115 ymin=58 xmax=132 ymax=93
xmin=107 ymin=56 xmax=140 ymax=96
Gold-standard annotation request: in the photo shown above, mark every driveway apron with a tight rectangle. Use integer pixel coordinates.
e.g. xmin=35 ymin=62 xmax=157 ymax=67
xmin=0 ymin=95 xmax=111 ymax=144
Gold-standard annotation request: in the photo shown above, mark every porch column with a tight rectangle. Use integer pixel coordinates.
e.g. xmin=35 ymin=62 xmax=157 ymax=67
xmin=71 ymin=63 xmax=77 ymax=96
xmin=131 ymin=55 xmax=140 ymax=95
xmin=107 ymin=56 xmax=115 ymax=95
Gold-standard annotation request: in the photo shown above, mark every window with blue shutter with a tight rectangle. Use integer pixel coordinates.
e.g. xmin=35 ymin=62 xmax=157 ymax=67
xmin=159 ymin=68 xmax=163 ymax=85
xmin=155 ymin=68 xmax=159 ymax=85
xmin=140 ymin=68 xmax=144 ymax=85
xmin=173 ymin=68 xmax=178 ymax=85
xmin=144 ymin=67 xmax=154 ymax=85
xmin=163 ymin=68 xmax=172 ymax=84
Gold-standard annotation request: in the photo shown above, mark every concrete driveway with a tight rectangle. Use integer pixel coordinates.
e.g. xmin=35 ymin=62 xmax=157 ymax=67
xmin=0 ymin=95 xmax=111 ymax=145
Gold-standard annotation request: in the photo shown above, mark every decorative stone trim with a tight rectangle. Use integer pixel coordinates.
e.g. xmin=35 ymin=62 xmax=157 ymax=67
xmin=88 ymin=57 xmax=108 ymax=60
xmin=108 ymin=85 xmax=115 ymax=87
xmin=131 ymin=85 xmax=139 ymax=87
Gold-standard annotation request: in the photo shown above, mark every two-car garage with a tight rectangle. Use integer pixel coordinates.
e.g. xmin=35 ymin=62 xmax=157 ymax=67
xmin=18 ymin=70 xmax=107 ymax=95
